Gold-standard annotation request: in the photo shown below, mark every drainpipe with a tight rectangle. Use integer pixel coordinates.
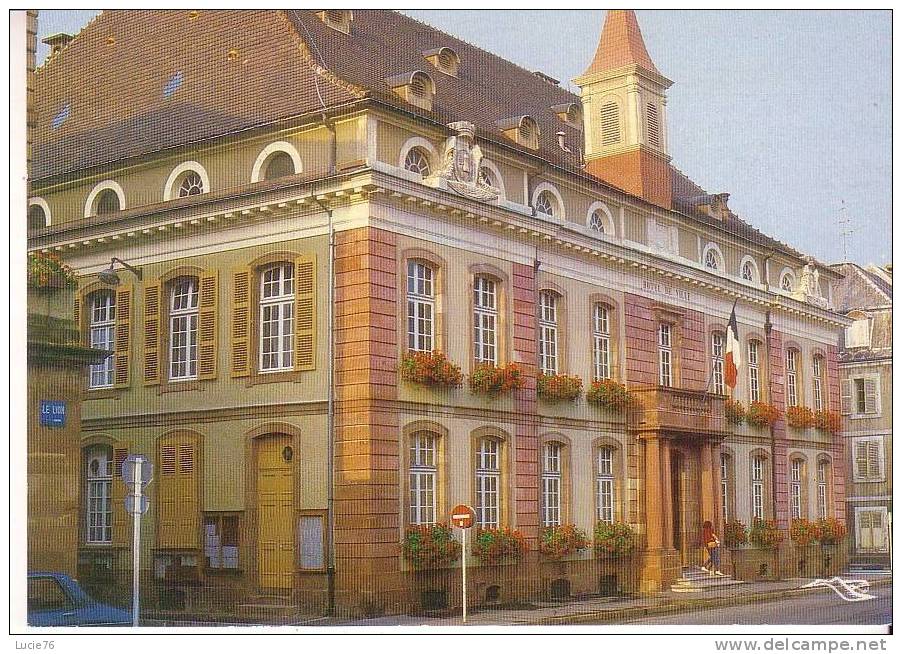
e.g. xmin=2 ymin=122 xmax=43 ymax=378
xmin=763 ymin=309 xmax=777 ymax=525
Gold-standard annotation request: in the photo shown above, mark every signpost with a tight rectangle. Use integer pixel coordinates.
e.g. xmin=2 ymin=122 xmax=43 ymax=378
xmin=450 ymin=504 xmax=476 ymax=623
xmin=122 ymin=454 xmax=153 ymax=628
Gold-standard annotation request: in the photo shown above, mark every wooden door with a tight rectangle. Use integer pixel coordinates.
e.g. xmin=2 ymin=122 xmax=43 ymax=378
xmin=257 ymin=436 xmax=294 ymax=590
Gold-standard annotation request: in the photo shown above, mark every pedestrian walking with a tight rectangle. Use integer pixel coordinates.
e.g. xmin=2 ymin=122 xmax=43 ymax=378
xmin=701 ymin=520 xmax=725 ymax=576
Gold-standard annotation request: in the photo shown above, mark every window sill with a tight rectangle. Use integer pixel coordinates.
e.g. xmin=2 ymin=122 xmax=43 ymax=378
xmin=84 ymin=387 xmax=122 ymax=400
xmin=204 ymin=567 xmax=244 ymax=576
xmin=246 ymin=370 xmax=303 ymax=386
xmin=157 ymin=379 xmax=203 ymax=395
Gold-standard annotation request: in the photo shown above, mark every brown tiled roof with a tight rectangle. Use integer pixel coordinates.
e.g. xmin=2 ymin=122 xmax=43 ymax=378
xmin=581 ymin=10 xmax=661 ymax=77
xmin=830 ymin=262 xmax=893 ymax=312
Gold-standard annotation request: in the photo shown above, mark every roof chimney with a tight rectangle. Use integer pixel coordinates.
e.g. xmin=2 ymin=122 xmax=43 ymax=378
xmin=42 ymin=32 xmax=74 ymax=58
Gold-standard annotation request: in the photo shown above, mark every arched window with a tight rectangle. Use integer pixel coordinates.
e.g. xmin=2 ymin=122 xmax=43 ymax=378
xmin=703 ymin=244 xmax=722 ymax=270
xmin=596 ymin=446 xmax=615 ymax=524
xmin=94 ymin=189 xmax=121 ymax=215
xmin=589 ymin=210 xmax=607 ymax=233
xmin=658 ymin=322 xmax=673 ymax=387
xmin=538 ymin=291 xmax=559 ymax=375
xmin=785 ymin=348 xmax=800 ymax=407
xmin=473 ymin=275 xmax=498 ymax=365
xmin=741 ymin=262 xmax=754 ymax=281
xmin=475 ymin=437 xmax=501 ymax=528
xmin=407 ymin=260 xmax=435 ymax=352
xmin=88 ymin=291 xmax=116 ymax=389
xmin=712 ymin=331 xmax=726 ymax=395
xmin=477 ymin=166 xmax=496 ymax=189
xmin=409 ymin=431 xmax=438 ymax=525
xmin=404 ymin=147 xmax=431 ymax=177
xmin=812 ymin=354 xmax=825 ymax=411
xmin=780 ymin=271 xmax=795 ymax=293
xmin=541 ymin=442 xmax=562 ymax=527
xmin=790 ymin=457 xmax=805 ymax=519
xmin=28 ymin=203 xmax=48 ymax=229
xmin=178 ymin=171 xmax=204 ymax=197
xmin=169 ymin=277 xmax=199 ymax=381
xmin=600 ymin=101 xmax=621 ymax=146
xmin=593 ymin=304 xmax=612 ymax=381
xmin=535 ymin=190 xmax=555 ymax=217
xmin=747 ymin=339 xmax=762 ymax=403
xmin=740 ymin=257 xmax=759 ymax=283
xmin=262 ymin=152 xmax=295 ymax=181
xmin=751 ymin=455 xmax=767 ymax=520
xmin=84 ymin=445 xmax=113 ymax=544
xmin=259 ymin=263 xmax=295 ymax=372
xmin=816 ymin=459 xmax=832 ymax=519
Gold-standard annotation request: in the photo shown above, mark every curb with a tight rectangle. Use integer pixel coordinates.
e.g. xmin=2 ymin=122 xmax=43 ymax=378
xmin=536 ymin=577 xmax=893 ymax=625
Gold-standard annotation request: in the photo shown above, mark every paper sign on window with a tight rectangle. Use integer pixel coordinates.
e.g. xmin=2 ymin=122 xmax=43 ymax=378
xmin=298 ymin=515 xmax=324 ymax=570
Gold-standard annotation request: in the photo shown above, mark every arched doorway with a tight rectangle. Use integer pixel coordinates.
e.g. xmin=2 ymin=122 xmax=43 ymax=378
xmin=256 ymin=435 xmax=294 ymax=590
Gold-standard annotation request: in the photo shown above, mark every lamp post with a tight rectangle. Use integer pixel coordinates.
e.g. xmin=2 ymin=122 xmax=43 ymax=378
xmin=98 ymin=257 xmax=143 ymax=285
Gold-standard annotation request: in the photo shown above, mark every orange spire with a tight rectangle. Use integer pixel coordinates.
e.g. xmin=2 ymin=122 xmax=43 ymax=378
xmin=582 ymin=10 xmax=660 ymax=76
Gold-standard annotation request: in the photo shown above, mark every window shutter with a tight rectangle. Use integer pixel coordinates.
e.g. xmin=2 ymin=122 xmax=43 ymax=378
xmin=294 ymin=254 xmax=317 ymax=371
xmin=840 ymin=379 xmax=853 ymax=415
xmin=73 ymin=295 xmax=81 ymax=341
xmin=600 ymin=102 xmax=620 ymax=146
xmin=853 ymin=442 xmax=870 ymax=480
xmin=112 ymin=447 xmax=130 ymax=545
xmin=867 ymin=440 xmax=881 ymax=479
xmin=231 ymin=269 xmax=252 ymax=377
xmin=113 ymin=285 xmax=132 ymax=388
xmin=197 ymin=271 xmax=218 ymax=380
xmin=864 ymin=377 xmax=878 ymax=414
xmin=142 ymin=282 xmax=162 ymax=385
xmin=158 ymin=438 xmax=199 ymax=549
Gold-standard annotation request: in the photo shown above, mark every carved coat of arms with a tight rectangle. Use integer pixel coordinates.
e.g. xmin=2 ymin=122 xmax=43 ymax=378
xmin=431 ymin=121 xmax=499 ymax=202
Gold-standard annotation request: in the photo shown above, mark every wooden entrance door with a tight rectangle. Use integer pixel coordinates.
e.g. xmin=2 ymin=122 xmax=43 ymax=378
xmin=257 ymin=436 xmax=294 ymax=590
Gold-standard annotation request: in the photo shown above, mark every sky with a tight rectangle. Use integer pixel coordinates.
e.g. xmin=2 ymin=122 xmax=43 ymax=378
xmin=34 ymin=10 xmax=892 ymax=267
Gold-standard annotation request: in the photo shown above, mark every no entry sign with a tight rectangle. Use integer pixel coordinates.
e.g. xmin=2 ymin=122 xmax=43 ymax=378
xmin=451 ymin=504 xmax=476 ymax=529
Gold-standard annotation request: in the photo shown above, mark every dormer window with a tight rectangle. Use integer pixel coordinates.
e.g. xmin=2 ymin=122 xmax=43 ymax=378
xmin=780 ymin=270 xmax=796 ymax=293
xmin=423 ymin=47 xmax=459 ymax=77
xmin=551 ymin=103 xmax=582 ymax=128
xmin=386 ymin=71 xmax=435 ymax=111
xmin=497 ymin=116 xmax=539 ymax=150
xmin=317 ymin=9 xmax=353 ymax=34
xmin=404 ymin=147 xmax=432 ymax=177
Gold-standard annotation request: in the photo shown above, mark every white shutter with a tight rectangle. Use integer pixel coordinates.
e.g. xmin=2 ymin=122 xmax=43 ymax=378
xmin=840 ymin=379 xmax=853 ymax=415
xmin=854 ymin=441 xmax=870 ymax=480
xmin=864 ymin=377 xmax=879 ymax=414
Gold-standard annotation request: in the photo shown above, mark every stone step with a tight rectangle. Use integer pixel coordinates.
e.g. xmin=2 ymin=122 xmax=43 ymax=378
xmin=671 ymin=566 xmax=745 ymax=593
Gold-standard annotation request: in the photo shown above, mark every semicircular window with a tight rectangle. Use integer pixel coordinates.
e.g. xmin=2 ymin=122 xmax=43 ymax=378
xmin=28 ymin=204 xmax=47 ymax=229
xmin=263 ymin=152 xmax=295 ymax=181
xmin=404 ymin=147 xmax=431 ymax=177
xmin=535 ymin=191 xmax=555 ymax=217
xmin=95 ymin=189 xmax=121 ymax=215
xmin=589 ymin=210 xmax=607 ymax=234
xmin=178 ymin=171 xmax=204 ymax=197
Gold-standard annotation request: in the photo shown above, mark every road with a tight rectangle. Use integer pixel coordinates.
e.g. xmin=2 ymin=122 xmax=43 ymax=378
xmin=620 ymin=585 xmax=892 ymax=626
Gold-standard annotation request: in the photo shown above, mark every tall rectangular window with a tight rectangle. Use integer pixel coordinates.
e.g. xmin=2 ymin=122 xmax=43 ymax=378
xmin=658 ymin=323 xmax=673 ymax=387
xmin=712 ymin=332 xmax=725 ymax=395
xmin=169 ymin=278 xmax=199 ymax=380
xmin=409 ymin=432 xmax=437 ymax=525
xmin=593 ymin=304 xmax=612 ymax=380
xmin=721 ymin=454 xmax=730 ymax=522
xmin=473 ymin=276 xmax=497 ymax=365
xmin=407 ymin=261 xmax=434 ymax=352
xmin=812 ymin=355 xmax=824 ymax=411
xmin=89 ymin=292 xmax=116 ymax=388
xmin=85 ymin=446 xmax=113 ymax=544
xmin=852 ymin=437 xmax=884 ymax=481
xmin=748 ymin=340 xmax=761 ymax=403
xmin=786 ymin=349 xmax=799 ymax=407
xmin=538 ymin=292 xmax=558 ymax=375
xmin=790 ymin=459 xmax=803 ymax=519
xmin=816 ymin=462 xmax=829 ymax=520
xmin=204 ymin=515 xmax=239 ymax=569
xmin=541 ymin=443 xmax=562 ymax=527
xmin=751 ymin=456 xmax=765 ymax=520
xmin=475 ymin=438 xmax=500 ymax=528
xmin=596 ymin=447 xmax=615 ymax=524
xmin=259 ymin=263 xmax=294 ymax=371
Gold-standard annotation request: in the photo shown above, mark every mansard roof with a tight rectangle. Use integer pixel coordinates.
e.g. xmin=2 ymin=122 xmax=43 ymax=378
xmin=830 ymin=262 xmax=893 ymax=312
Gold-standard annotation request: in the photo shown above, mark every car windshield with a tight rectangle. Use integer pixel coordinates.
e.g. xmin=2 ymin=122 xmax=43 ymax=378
xmin=27 ymin=577 xmax=75 ymax=612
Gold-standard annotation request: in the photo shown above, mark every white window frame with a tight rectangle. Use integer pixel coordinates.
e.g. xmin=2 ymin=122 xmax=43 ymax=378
xmin=88 ymin=292 xmax=116 ymax=389
xmin=409 ymin=432 xmax=437 ymax=525
xmin=658 ymin=323 xmax=673 ymax=387
xmin=473 ymin=276 xmax=497 ymax=365
xmin=785 ymin=349 xmax=799 ymax=407
xmin=541 ymin=443 xmax=562 ymax=527
xmin=85 ymin=446 xmax=113 ymax=544
xmin=475 ymin=438 xmax=501 ymax=528
xmin=169 ymin=277 xmax=199 ymax=381
xmin=751 ymin=456 xmax=765 ymax=520
xmin=747 ymin=340 xmax=761 ymax=403
xmin=789 ymin=459 xmax=803 ymax=520
xmin=596 ymin=447 xmax=615 ymax=524
xmin=711 ymin=332 xmax=725 ymax=395
xmin=538 ymin=292 xmax=558 ymax=375
xmin=854 ymin=506 xmax=889 ymax=553
xmin=816 ymin=462 xmax=829 ymax=520
xmin=259 ymin=263 xmax=295 ymax=372
xmin=848 ymin=375 xmax=881 ymax=418
xmin=593 ymin=304 xmax=612 ymax=381
xmin=851 ymin=436 xmax=885 ymax=482
xmin=403 ymin=147 xmax=432 ymax=177
xmin=407 ymin=261 xmax=435 ymax=352
xmin=812 ymin=355 xmax=825 ymax=411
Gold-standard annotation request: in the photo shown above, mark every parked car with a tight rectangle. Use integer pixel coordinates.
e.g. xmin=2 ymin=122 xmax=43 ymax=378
xmin=27 ymin=572 xmax=131 ymax=627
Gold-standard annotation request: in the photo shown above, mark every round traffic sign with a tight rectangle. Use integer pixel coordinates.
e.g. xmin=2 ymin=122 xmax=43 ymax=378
xmin=450 ymin=504 xmax=476 ymax=529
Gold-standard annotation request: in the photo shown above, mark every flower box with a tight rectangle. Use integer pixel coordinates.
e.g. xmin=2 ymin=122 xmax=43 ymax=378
xmin=790 ymin=518 xmax=818 ymax=546
xmin=468 ymin=363 xmax=525 ymax=395
xmin=724 ymin=519 xmax=749 ymax=548
xmin=537 ymin=373 xmax=583 ymax=402
xmin=401 ymin=524 xmax=462 ymax=569
xmin=746 ymin=401 xmax=781 ymax=428
xmin=471 ymin=527 xmax=527 ymax=564
xmin=725 ymin=400 xmax=747 ymax=425
xmin=749 ymin=518 xmax=784 ymax=549
xmin=585 ymin=379 xmax=633 ymax=412
xmin=400 ymin=351 xmax=463 ymax=389
xmin=813 ymin=409 xmax=841 ymax=435
xmin=786 ymin=406 xmax=815 ymax=429
xmin=538 ymin=524 xmax=590 ymax=559
xmin=593 ymin=522 xmax=635 ymax=558
xmin=813 ymin=518 xmax=847 ymax=545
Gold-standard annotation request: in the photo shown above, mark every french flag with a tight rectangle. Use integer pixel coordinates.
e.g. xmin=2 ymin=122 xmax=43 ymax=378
xmin=725 ymin=300 xmax=741 ymax=390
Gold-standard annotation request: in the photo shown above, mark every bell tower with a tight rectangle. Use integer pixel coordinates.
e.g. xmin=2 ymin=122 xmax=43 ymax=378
xmin=574 ymin=10 xmax=673 ymax=209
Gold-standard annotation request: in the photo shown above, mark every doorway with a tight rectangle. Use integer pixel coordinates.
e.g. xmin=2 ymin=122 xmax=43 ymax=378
xmin=256 ymin=435 xmax=294 ymax=590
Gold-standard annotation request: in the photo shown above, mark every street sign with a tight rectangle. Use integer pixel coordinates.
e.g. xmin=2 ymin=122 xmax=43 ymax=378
xmin=451 ymin=504 xmax=476 ymax=529
xmin=122 ymin=455 xmax=153 ymax=486
xmin=39 ymin=400 xmax=66 ymax=427
xmin=125 ymin=494 xmax=149 ymax=515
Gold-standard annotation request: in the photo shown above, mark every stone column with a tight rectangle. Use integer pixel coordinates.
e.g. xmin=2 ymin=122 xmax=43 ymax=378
xmin=661 ymin=438 xmax=673 ymax=550
xmin=700 ymin=440 xmax=716 ymax=527
xmin=712 ymin=440 xmax=724 ymax=535
xmin=645 ymin=437 xmax=663 ymax=550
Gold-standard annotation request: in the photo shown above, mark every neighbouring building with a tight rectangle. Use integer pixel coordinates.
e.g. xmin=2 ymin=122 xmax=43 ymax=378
xmin=27 ymin=10 xmax=852 ymax=617
xmin=831 ymin=262 xmax=892 ymax=568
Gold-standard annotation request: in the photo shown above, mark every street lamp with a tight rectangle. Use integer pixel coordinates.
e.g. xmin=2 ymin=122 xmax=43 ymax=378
xmin=98 ymin=257 xmax=142 ymax=285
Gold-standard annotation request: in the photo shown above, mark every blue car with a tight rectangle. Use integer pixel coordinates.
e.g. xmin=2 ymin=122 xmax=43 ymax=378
xmin=28 ymin=572 xmax=131 ymax=627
